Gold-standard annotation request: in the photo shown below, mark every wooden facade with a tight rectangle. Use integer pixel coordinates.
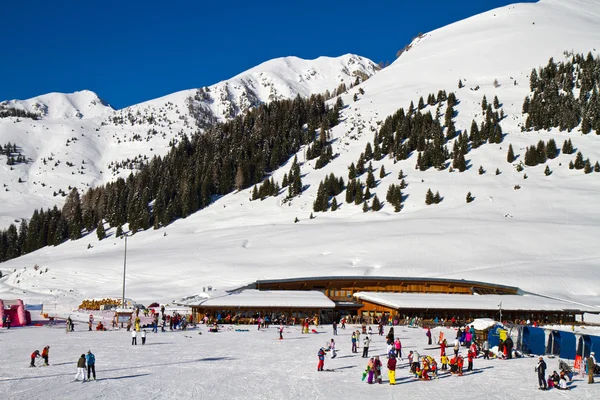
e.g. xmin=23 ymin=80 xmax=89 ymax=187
xmin=254 ymin=276 xmax=518 ymax=303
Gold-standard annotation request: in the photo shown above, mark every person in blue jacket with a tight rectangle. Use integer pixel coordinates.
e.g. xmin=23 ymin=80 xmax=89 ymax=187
xmin=86 ymin=350 xmax=97 ymax=380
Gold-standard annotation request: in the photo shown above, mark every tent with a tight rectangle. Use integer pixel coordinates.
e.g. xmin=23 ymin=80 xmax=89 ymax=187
xmin=546 ymin=330 xmax=576 ymax=359
xmin=520 ymin=326 xmax=546 ymax=356
xmin=577 ymin=334 xmax=600 ymax=358
xmin=487 ymin=325 xmax=506 ymax=348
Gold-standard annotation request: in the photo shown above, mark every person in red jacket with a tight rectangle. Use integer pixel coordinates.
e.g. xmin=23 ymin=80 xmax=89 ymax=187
xmin=317 ymin=347 xmax=325 ymax=371
xmin=41 ymin=346 xmax=50 ymax=366
xmin=30 ymin=350 xmax=40 ymax=367
xmin=467 ymin=349 xmax=474 ymax=371
xmin=387 ymin=353 xmax=397 ymax=385
xmin=457 ymin=355 xmax=464 ymax=376
xmin=440 ymin=339 xmax=446 ymax=356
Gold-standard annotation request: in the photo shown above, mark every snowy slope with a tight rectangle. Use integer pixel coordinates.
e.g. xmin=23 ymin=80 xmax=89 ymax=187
xmin=0 ymin=54 xmax=378 ymax=228
xmin=1 ymin=0 xmax=600 ymax=311
xmin=0 ymin=90 xmax=113 ymax=120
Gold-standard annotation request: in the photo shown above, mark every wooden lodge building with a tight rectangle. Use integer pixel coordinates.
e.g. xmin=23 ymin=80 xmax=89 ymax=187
xmin=182 ymin=276 xmax=597 ymax=324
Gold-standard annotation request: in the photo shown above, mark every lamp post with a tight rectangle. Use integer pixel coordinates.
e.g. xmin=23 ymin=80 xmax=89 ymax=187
xmin=122 ymin=234 xmax=128 ymax=309
xmin=498 ymin=302 xmax=503 ymax=323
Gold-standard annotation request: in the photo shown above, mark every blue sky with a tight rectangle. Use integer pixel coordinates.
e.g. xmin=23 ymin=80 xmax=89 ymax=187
xmin=1 ymin=0 xmax=535 ymax=109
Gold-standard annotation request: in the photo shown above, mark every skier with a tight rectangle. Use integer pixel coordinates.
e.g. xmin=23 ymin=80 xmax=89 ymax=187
xmin=587 ymin=353 xmax=595 ymax=384
xmin=453 ymin=339 xmax=460 ymax=357
xmin=330 ymin=338 xmax=337 ymax=358
xmin=279 ymin=323 xmax=284 ymax=340
xmin=426 ymin=327 xmax=432 ymax=345
xmin=41 ymin=346 xmax=50 ymax=366
xmin=333 ymin=320 xmax=337 ymax=336
xmin=373 ymin=356 xmax=383 ymax=384
xmin=536 ymin=356 xmax=547 ymax=390
xmin=30 ymin=350 xmax=40 ymax=367
xmin=467 ymin=349 xmax=475 ymax=371
xmin=482 ymin=340 xmax=490 ymax=359
xmin=365 ymin=358 xmax=375 ymax=383
xmin=394 ymin=338 xmax=402 ymax=359
xmin=387 ymin=353 xmax=397 ymax=385
xmin=441 ymin=352 xmax=448 ymax=370
xmin=457 ymin=354 xmax=464 ymax=376
xmin=317 ymin=347 xmax=326 ymax=371
xmin=362 ymin=335 xmax=370 ymax=358
xmin=505 ymin=337 xmax=514 ymax=359
xmin=142 ymin=329 xmax=147 ymax=345
xmin=351 ymin=332 xmax=357 ymax=353
xmin=440 ymin=338 xmax=446 ymax=356
xmin=412 ymin=350 xmax=421 ymax=374
xmin=131 ymin=329 xmax=137 ymax=345
xmin=75 ymin=354 xmax=87 ymax=382
xmin=86 ymin=350 xmax=96 ymax=380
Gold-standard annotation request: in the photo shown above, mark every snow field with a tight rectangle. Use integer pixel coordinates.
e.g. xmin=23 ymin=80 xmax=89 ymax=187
xmin=0 ymin=323 xmax=598 ymax=400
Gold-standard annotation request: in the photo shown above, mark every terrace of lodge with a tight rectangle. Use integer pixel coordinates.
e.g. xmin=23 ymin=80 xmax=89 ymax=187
xmin=182 ymin=276 xmax=598 ymax=324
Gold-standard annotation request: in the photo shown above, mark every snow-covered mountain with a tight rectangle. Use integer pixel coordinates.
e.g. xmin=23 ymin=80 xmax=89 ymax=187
xmin=0 ymin=90 xmax=113 ymax=120
xmin=0 ymin=0 xmax=599 ymax=312
xmin=0 ymin=54 xmax=378 ymax=228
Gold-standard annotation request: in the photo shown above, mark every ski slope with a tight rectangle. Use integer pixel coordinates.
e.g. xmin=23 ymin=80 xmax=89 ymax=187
xmin=0 ymin=0 xmax=599 ymax=311
xmin=0 ymin=322 xmax=598 ymax=400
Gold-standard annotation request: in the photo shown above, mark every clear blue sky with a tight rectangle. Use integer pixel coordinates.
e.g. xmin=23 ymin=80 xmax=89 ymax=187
xmin=1 ymin=0 xmax=535 ymax=109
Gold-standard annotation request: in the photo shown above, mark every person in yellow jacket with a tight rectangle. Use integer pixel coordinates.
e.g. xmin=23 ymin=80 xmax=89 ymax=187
xmin=441 ymin=352 xmax=449 ymax=370
xmin=135 ymin=317 xmax=141 ymax=332
xmin=387 ymin=353 xmax=397 ymax=385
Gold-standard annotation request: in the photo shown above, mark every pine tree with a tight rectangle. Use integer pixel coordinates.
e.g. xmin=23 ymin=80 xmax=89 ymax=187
xmin=331 ymin=197 xmax=338 ymax=211
xmin=584 ymin=159 xmax=593 ymax=174
xmin=466 ymin=192 xmax=474 ymax=203
xmin=96 ymin=221 xmax=106 ymax=240
xmin=481 ymin=95 xmax=487 ymax=111
xmin=544 ymin=165 xmax=552 ymax=176
xmin=366 ymin=170 xmax=376 ymax=188
xmin=507 ymin=144 xmax=515 ymax=163
xmin=546 ymin=139 xmax=558 ymax=159
xmin=398 ymin=169 xmax=404 ymax=179
xmin=116 ymin=225 xmax=124 ymax=237
xmin=362 ymin=200 xmax=369 ymax=212
xmin=379 ymin=165 xmax=386 ymax=179
xmin=495 ymin=168 xmax=500 ymax=175
xmin=458 ymin=79 xmax=464 ymax=89
xmin=574 ymin=151 xmax=585 ymax=169
xmin=433 ymin=191 xmax=441 ymax=204
xmin=493 ymin=95 xmax=500 ymax=109
xmin=595 ymin=161 xmax=600 ymax=173
xmin=371 ymin=195 xmax=382 ymax=211
xmin=425 ymin=189 xmax=434 ymax=205
xmin=348 ymin=162 xmax=356 ymax=180
xmin=478 ymin=166 xmax=485 ymax=175
xmin=569 ymin=160 xmax=574 ymax=169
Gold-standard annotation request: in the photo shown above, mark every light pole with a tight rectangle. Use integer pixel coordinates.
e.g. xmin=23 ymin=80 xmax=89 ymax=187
xmin=122 ymin=234 xmax=128 ymax=309
xmin=498 ymin=302 xmax=502 ymax=323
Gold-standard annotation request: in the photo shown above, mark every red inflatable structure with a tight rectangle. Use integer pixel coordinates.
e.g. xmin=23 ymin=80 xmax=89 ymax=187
xmin=0 ymin=299 xmax=31 ymax=327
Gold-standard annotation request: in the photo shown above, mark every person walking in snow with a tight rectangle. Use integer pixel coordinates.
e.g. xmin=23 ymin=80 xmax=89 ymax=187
xmin=467 ymin=349 xmax=475 ymax=371
xmin=426 ymin=327 xmax=432 ymax=345
xmin=453 ymin=339 xmax=460 ymax=357
xmin=373 ymin=356 xmax=383 ymax=384
xmin=279 ymin=323 xmax=284 ymax=340
xmin=142 ymin=329 xmax=147 ymax=345
xmin=351 ymin=332 xmax=357 ymax=353
xmin=536 ymin=356 xmax=547 ymax=390
xmin=330 ymin=338 xmax=337 ymax=358
xmin=131 ymin=329 xmax=137 ymax=345
xmin=333 ymin=320 xmax=338 ymax=336
xmin=362 ymin=336 xmax=371 ymax=358
xmin=387 ymin=353 xmax=397 ymax=385
xmin=482 ymin=340 xmax=490 ymax=359
xmin=30 ymin=350 xmax=40 ymax=367
xmin=394 ymin=338 xmax=402 ymax=359
xmin=41 ymin=346 xmax=50 ymax=366
xmin=412 ymin=350 xmax=421 ymax=374
xmin=587 ymin=353 xmax=595 ymax=384
xmin=317 ymin=347 xmax=326 ymax=371
xmin=86 ymin=350 xmax=96 ymax=380
xmin=75 ymin=354 xmax=87 ymax=382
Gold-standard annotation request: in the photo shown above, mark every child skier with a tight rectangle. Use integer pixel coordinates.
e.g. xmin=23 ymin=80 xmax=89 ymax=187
xmin=394 ymin=338 xmax=402 ymax=359
xmin=41 ymin=346 xmax=50 ymax=366
xmin=330 ymin=339 xmax=336 ymax=358
xmin=467 ymin=349 xmax=475 ymax=371
xmin=457 ymin=354 xmax=464 ymax=376
xmin=279 ymin=324 xmax=284 ymax=340
xmin=387 ymin=353 xmax=397 ymax=385
xmin=30 ymin=350 xmax=40 ymax=367
xmin=366 ymin=358 xmax=375 ymax=383
xmin=373 ymin=356 xmax=383 ymax=384
xmin=441 ymin=352 xmax=449 ymax=370
xmin=317 ymin=347 xmax=326 ymax=371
